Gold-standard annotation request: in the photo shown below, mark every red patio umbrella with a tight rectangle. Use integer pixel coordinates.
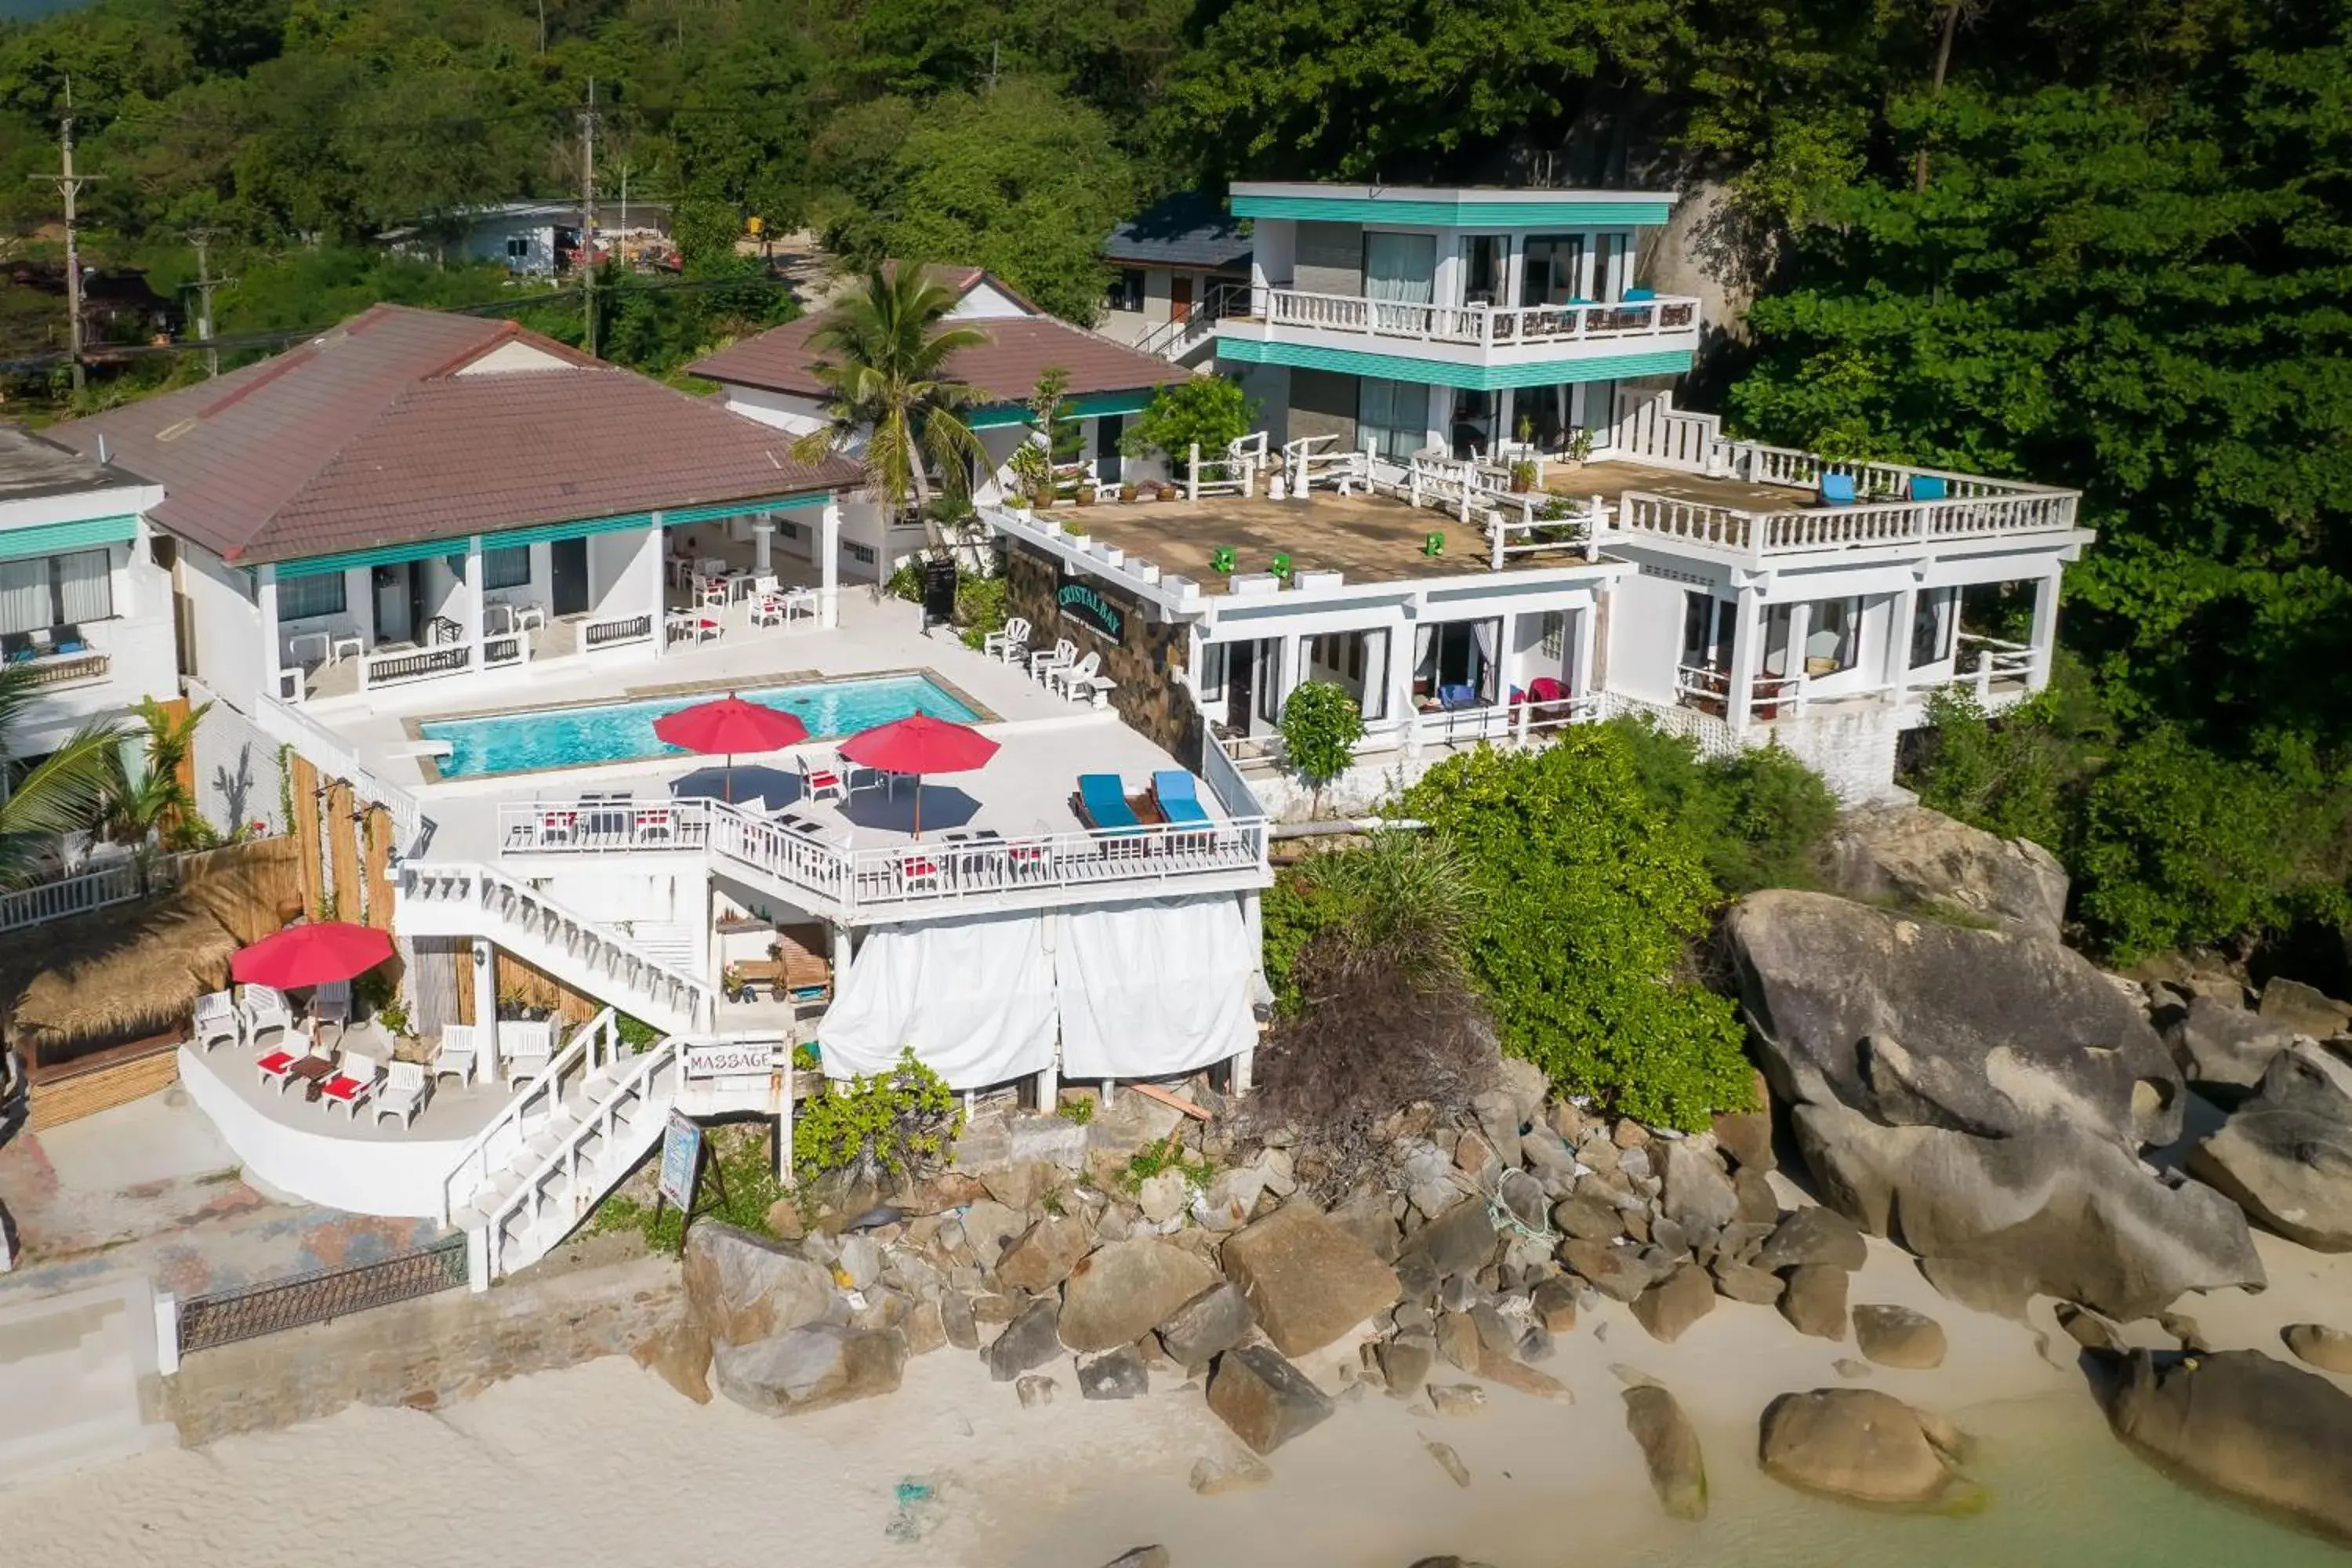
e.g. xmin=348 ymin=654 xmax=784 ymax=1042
xmin=837 ymin=713 xmax=1000 ymax=839
xmin=654 ymin=694 xmax=810 ymax=802
xmin=232 ymin=921 xmax=394 ymax=989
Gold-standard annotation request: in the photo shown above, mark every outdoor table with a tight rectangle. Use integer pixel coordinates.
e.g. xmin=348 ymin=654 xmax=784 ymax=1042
xmin=287 ymin=1055 xmax=337 ymax=1102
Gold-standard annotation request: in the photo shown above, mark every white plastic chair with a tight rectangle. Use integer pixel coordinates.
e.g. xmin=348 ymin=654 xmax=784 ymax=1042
xmin=433 ymin=1024 xmax=478 ymax=1087
xmin=194 ymin=989 xmax=241 ymax=1054
xmin=319 ymin=1052 xmax=379 ymax=1119
xmin=374 ymin=1061 xmax=432 ymax=1129
xmin=503 ymin=1019 xmax=556 ymax=1083
xmin=313 ymin=978 xmax=352 ymax=1046
xmin=1049 ymin=651 xmax=1102 ymax=700
xmin=1029 ymin=637 xmax=1076 ymax=684
xmin=800 ymin=753 xmax=846 ymax=804
xmin=240 ymin=983 xmax=294 ymax=1044
xmin=751 ymin=597 xmax=786 ymax=628
xmin=983 ymin=616 xmax=1032 ymax=663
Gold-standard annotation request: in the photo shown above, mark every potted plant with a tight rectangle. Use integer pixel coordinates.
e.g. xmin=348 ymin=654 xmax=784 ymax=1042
xmin=1075 ymin=485 xmax=1097 ymax=507
xmin=1563 ymin=426 xmax=1595 ymax=471
xmin=1119 ymin=482 xmax=1138 ymax=503
xmin=1508 ymin=458 xmax=1538 ymax=493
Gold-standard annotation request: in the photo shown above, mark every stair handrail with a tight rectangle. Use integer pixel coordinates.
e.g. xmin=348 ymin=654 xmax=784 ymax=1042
xmin=481 ymin=1033 xmax=684 ymax=1279
xmin=417 ymin=859 xmax=718 ymax=1032
xmin=441 ymin=1007 xmax=616 ymax=1224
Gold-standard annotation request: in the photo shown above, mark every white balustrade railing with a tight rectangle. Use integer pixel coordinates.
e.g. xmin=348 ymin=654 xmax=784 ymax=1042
xmin=583 ymin=611 xmax=655 ymax=651
xmin=441 ymin=1007 xmax=621 ymax=1224
xmin=361 ymin=641 xmax=473 ymax=690
xmin=492 ymin=796 xmax=1270 ymax=916
xmin=254 ymin=691 xmax=432 ymax=859
xmin=0 ymin=853 xmax=183 ymax=934
xmin=1252 ymin=286 xmax=1700 ymax=350
xmin=1617 ymin=487 xmax=2078 ymax=561
xmin=480 ymin=1032 xmax=681 ymax=1280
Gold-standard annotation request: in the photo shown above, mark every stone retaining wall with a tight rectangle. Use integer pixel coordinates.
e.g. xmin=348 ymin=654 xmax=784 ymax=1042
xmin=165 ymin=1242 xmax=682 ymax=1445
xmin=1005 ymin=540 xmax=1201 ymax=764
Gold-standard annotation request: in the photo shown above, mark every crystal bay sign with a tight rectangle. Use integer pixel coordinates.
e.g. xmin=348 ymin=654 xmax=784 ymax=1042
xmin=1056 ymin=578 xmax=1127 ymax=644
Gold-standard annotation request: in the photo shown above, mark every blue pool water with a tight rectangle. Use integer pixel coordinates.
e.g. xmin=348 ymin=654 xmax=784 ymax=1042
xmin=419 ymin=674 xmax=981 ymax=779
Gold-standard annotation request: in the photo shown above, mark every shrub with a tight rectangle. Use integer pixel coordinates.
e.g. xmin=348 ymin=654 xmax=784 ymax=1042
xmin=1055 ymin=1095 xmax=1095 ymax=1125
xmin=1120 ymin=375 xmax=1256 ymax=463
xmin=1277 ymin=681 xmax=1366 ymax=812
xmin=791 ymin=1047 xmax=964 ymax=1185
xmin=1606 ymin=716 xmax=1838 ymax=894
xmin=1121 ymin=1133 xmax=1214 ymax=1193
xmin=1399 ymin=731 xmax=1755 ymax=1129
xmin=1248 ymin=832 xmax=1501 ymax=1192
xmin=1905 ymin=662 xmax=2111 ymax=855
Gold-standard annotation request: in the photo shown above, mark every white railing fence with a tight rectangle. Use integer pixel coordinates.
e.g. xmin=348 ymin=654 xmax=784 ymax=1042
xmin=1250 ymin=285 xmax=1700 ymax=351
xmin=492 ymin=795 xmax=1271 ymax=917
xmin=253 ymin=692 xmax=432 ymax=860
xmin=583 ymin=611 xmax=655 ymax=652
xmin=0 ymin=851 xmax=186 ymax=934
xmin=479 ymin=1033 xmax=681 ymax=1282
xmin=1613 ymin=390 xmax=1724 ymax=472
xmin=441 ymin=1007 xmax=622 ymax=1224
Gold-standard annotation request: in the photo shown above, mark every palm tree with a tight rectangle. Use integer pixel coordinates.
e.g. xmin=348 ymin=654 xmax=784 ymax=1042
xmin=790 ymin=264 xmax=993 ymax=549
xmin=0 ymin=664 xmax=127 ymax=889
xmin=98 ymin=696 xmax=214 ymax=851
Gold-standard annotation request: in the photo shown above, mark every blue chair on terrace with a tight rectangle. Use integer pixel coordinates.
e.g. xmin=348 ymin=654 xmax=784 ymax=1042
xmin=1622 ymin=287 xmax=1657 ymax=303
xmin=1073 ymin=773 xmax=1142 ymax=833
xmin=1439 ymin=683 xmax=1479 ymax=710
xmin=1150 ymin=770 xmax=1211 ymax=826
xmin=1907 ymin=474 xmax=1948 ymax=502
xmin=1818 ymin=472 xmax=1859 ymax=507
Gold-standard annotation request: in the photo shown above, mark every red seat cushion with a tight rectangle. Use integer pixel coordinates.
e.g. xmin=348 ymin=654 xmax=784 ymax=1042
xmin=321 ymin=1076 xmax=366 ymax=1102
xmin=257 ymin=1051 xmax=297 ymax=1074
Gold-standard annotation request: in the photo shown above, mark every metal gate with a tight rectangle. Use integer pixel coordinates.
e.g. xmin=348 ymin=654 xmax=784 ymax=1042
xmin=176 ymin=1235 xmax=470 ymax=1356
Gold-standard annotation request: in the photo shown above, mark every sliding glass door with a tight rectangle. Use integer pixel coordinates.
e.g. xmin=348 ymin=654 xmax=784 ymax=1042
xmin=1358 ymin=376 xmax=1425 ymax=463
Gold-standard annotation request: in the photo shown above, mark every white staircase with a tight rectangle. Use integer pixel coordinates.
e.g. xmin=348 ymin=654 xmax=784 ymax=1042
xmin=596 ymin=917 xmax=699 ymax=973
xmin=397 ymin=861 xmax=717 ymax=1036
xmin=442 ymin=1009 xmax=686 ymax=1283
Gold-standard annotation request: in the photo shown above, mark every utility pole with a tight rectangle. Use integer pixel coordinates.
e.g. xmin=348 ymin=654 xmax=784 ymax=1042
xmin=579 ymin=78 xmax=597 ymax=358
xmin=187 ymin=229 xmax=231 ymax=379
xmin=29 ymin=77 xmax=102 ymax=396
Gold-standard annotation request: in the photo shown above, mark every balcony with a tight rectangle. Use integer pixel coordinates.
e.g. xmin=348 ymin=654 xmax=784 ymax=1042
xmin=1214 ymin=285 xmax=1703 ymax=381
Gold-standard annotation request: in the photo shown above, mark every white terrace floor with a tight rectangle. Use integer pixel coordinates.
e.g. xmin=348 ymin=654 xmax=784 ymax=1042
xmin=310 ymin=583 xmax=1218 ymax=866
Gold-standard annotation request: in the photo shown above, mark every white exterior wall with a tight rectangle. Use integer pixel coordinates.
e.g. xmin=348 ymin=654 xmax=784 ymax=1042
xmin=185 ymin=677 xmax=287 ymax=837
xmin=719 ymin=385 xmax=828 ymax=436
xmin=587 ymin=528 xmax=652 ymax=619
xmin=5 ymin=537 xmax=178 ymax=756
xmin=180 ymin=544 xmax=267 ymax=713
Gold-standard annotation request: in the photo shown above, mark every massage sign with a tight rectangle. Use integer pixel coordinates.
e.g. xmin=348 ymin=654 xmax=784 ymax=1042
xmin=1056 ymin=579 xmax=1127 ymax=644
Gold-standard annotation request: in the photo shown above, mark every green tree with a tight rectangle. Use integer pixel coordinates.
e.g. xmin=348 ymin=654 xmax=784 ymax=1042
xmin=1120 ymin=375 xmax=1257 ymax=465
xmin=98 ymin=695 xmax=215 ymax=851
xmin=789 ymin=263 xmax=991 ymax=547
xmin=0 ymin=664 xmax=127 ymax=888
xmin=1606 ymin=716 xmax=1838 ymax=895
xmin=1399 ymin=730 xmax=1755 ymax=1129
xmin=1276 ymin=680 xmax=1365 ymax=816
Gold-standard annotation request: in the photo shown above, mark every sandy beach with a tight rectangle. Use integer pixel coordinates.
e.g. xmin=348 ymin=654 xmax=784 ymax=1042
xmin=8 ymin=1215 xmax=2349 ymax=1568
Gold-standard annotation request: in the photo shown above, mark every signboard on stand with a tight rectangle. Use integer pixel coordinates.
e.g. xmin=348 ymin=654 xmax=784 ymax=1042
xmin=656 ymin=1110 xmax=702 ymax=1210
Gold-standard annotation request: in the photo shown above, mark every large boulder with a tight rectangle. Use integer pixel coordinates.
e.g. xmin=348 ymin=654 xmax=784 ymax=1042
xmin=2102 ymin=1349 xmax=2352 ymax=1545
xmin=1791 ymin=1097 xmax=2263 ymax=1319
xmin=1157 ymin=1280 xmax=1254 ymax=1371
xmin=1732 ymin=891 xmax=2181 ymax=1149
xmin=711 ymin=1324 xmax=906 ymax=1416
xmin=1824 ymin=804 xmax=2068 ymax=940
xmin=682 ymin=1223 xmax=844 ymax=1347
xmin=1659 ymin=1142 xmax=1738 ymax=1232
xmin=995 ymin=1215 xmax=1094 ymax=1292
xmin=1853 ymin=1305 xmax=1947 ymax=1370
xmin=2283 ymin=1323 xmax=2352 ymax=1375
xmin=1059 ymin=1238 xmax=1221 ymax=1353
xmin=1220 ymin=1202 xmax=1400 ymax=1357
xmin=1758 ymin=1388 xmax=1976 ymax=1511
xmin=1622 ymin=1384 xmax=1708 ymax=1521
xmin=1399 ymin=1198 xmax=1500 ymax=1281
xmin=2188 ymin=1043 xmax=2352 ymax=1251
xmin=1731 ymin=891 xmax=2263 ymax=1319
xmin=2167 ymin=996 xmax=2300 ymax=1103
xmin=2259 ymin=978 xmax=2352 ymax=1040
xmin=1206 ymin=1344 xmax=1334 ymax=1454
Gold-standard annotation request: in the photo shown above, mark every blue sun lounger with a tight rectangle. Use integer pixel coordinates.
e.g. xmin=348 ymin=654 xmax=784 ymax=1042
xmin=1075 ymin=773 xmax=1142 ymax=832
xmin=1149 ymin=770 xmax=1211 ymax=826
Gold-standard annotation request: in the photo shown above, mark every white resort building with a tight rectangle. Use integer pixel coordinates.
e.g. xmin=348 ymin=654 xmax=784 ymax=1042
xmin=1 ymin=182 xmax=2092 ymax=1290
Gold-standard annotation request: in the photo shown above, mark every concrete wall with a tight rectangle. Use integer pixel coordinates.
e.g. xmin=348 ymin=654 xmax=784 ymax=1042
xmin=1005 ymin=540 xmax=1200 ymax=763
xmin=182 ymin=544 xmax=266 ymax=708
xmin=1287 ymin=368 xmax=1359 ymax=451
xmin=1295 ymin=220 xmax=1364 ymax=297
xmin=187 ymin=680 xmax=287 ymax=837
xmin=165 ymin=1247 xmax=683 ymax=1446
xmin=1608 ymin=566 xmax=1699 ymax=706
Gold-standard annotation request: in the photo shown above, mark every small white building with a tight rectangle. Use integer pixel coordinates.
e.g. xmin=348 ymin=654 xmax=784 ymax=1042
xmin=0 ymin=424 xmax=170 ymax=757
xmin=1098 ymin=192 xmax=1254 ymax=363
xmin=380 ymin=200 xmax=673 ymax=277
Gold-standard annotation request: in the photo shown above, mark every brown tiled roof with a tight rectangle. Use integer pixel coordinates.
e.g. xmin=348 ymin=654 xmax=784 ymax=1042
xmin=691 ymin=306 xmax=1189 ymax=406
xmin=51 ymin=303 xmax=855 ymax=565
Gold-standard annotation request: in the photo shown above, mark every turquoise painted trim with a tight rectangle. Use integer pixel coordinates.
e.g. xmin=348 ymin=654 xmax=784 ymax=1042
xmin=1214 ymin=335 xmax=1691 ymax=391
xmin=968 ymin=390 xmax=1158 ymax=430
xmin=0 ymin=513 xmax=136 ymax=564
xmin=1231 ymin=194 xmax=1670 ymax=228
xmin=274 ymin=491 xmax=834 ymax=577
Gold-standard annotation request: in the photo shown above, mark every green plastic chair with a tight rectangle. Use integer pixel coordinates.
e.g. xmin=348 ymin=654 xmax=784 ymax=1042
xmin=1210 ymin=546 xmax=1236 ymax=574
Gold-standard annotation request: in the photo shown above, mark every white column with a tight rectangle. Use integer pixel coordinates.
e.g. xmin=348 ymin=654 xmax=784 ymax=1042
xmin=2027 ymin=568 xmax=2061 ymax=691
xmin=753 ymin=513 xmax=774 ymax=575
xmin=464 ymin=535 xmax=486 ymax=659
xmin=1572 ymin=601 xmax=1598 ymax=704
xmin=471 ymin=938 xmax=500 ymax=1085
xmin=1781 ymin=600 xmax=1812 ymax=713
xmin=645 ymin=517 xmax=668 ymax=659
xmin=1728 ymin=584 xmax=1763 ymax=738
xmin=819 ymin=497 xmax=842 ymax=626
xmin=1885 ymin=586 xmax=1919 ymax=691
xmin=258 ymin=564 xmax=284 ymax=700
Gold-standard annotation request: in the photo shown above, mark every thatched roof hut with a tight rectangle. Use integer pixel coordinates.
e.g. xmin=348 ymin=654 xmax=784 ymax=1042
xmin=0 ymin=837 xmax=302 ymax=1070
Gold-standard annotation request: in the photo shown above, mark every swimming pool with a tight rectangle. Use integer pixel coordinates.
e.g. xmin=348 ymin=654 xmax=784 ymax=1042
xmin=419 ymin=674 xmax=982 ymax=779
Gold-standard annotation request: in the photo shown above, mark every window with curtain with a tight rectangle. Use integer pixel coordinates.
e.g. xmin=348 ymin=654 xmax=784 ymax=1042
xmin=1304 ymin=629 xmax=1390 ymax=721
xmin=484 ymin=546 xmax=532 ymax=591
xmin=1363 ymin=232 xmax=1436 ymax=303
xmin=1358 ymin=377 xmax=1424 ymax=462
xmin=1197 ymin=641 xmax=1228 ymax=700
xmin=1807 ymin=597 xmax=1863 ymax=674
xmin=1414 ymin=619 xmax=1501 ymax=704
xmin=1459 ymin=235 xmax=1506 ymax=305
xmin=0 ymin=550 xmax=114 ymax=633
xmin=278 ymin=572 xmax=347 ymax=621
xmin=1910 ymin=587 xmax=1957 ymax=667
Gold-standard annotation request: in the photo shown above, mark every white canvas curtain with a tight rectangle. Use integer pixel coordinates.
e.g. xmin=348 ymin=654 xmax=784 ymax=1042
xmin=1364 ymin=232 xmax=1436 ymax=303
xmin=55 ymin=550 xmax=111 ymax=625
xmin=0 ymin=559 xmax=46 ymax=635
xmin=1058 ymin=895 xmax=1256 ymax=1080
xmin=818 ymin=910 xmax=1058 ymax=1087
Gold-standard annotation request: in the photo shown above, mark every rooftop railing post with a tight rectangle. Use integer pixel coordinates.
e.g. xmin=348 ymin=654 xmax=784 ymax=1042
xmin=1187 ymin=443 xmax=1200 ymax=504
